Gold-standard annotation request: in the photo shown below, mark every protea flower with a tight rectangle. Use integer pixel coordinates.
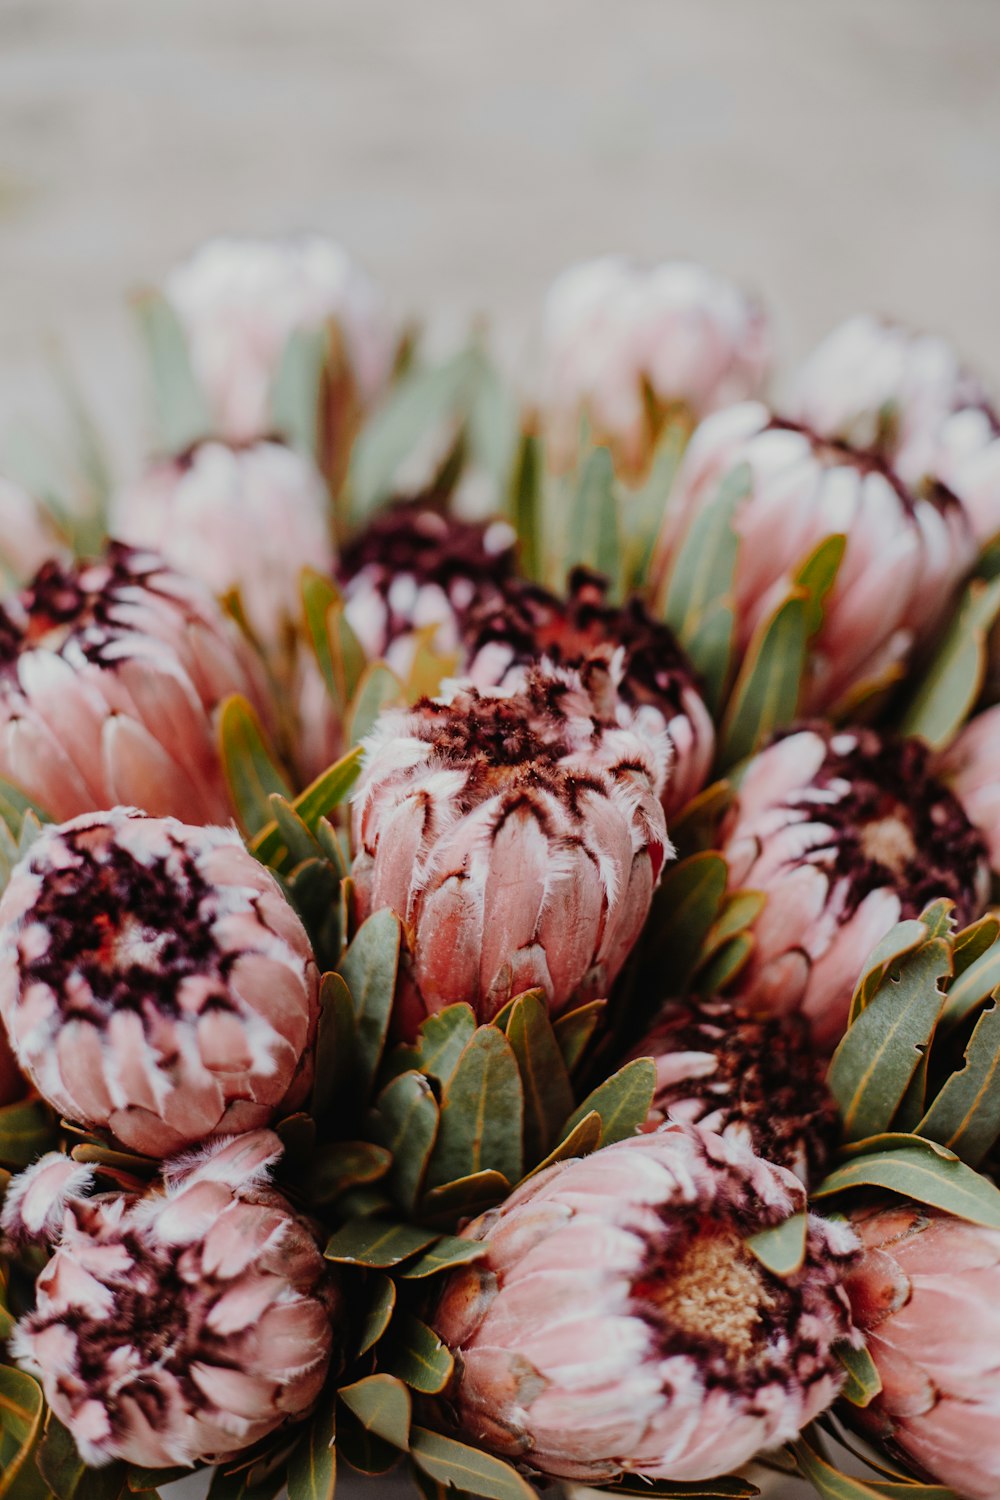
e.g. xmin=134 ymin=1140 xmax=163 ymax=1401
xmin=540 ymin=255 xmax=770 ymax=475
xmin=351 ymin=669 xmax=670 ymax=1036
xmin=0 ymin=808 xmax=318 ymax=1156
xmin=465 ymin=568 xmax=715 ymax=817
xmin=430 ymin=1123 xmax=858 ymax=1483
xmin=3 ymin=1131 xmax=338 ymax=1468
xmin=0 ymin=543 xmax=265 ymax=824
xmin=164 ymin=233 xmax=394 ymax=446
xmin=936 ymin=704 xmax=1000 ymax=877
xmin=628 ymin=997 xmax=839 ymax=1185
xmin=843 ymin=1201 xmax=1000 ymax=1500
xmin=651 ymin=403 xmax=974 ymax=713
xmin=114 ymin=440 xmax=334 ymax=662
xmin=721 ymin=725 xmax=989 ymax=1051
xmin=788 ymin=314 xmax=1000 ymax=542
xmin=339 ymin=501 xmax=518 ymax=679
xmin=0 ymin=475 xmax=63 ymax=585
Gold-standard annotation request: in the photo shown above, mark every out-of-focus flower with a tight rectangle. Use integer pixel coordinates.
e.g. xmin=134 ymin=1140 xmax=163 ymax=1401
xmin=540 ymin=256 xmax=770 ymax=475
xmin=721 ymin=726 xmax=988 ymax=1051
xmin=0 ymin=477 xmax=63 ymax=585
xmin=352 ymin=669 xmax=670 ymax=1036
xmin=844 ymin=1200 xmax=1000 ymax=1500
xmin=788 ymin=314 xmax=1000 ymax=543
xmin=0 ymin=543 xmax=264 ymax=824
xmin=339 ymin=502 xmax=518 ymax=680
xmin=4 ymin=1131 xmax=338 ymax=1468
xmin=936 ymin=704 xmax=1000 ymax=877
xmin=653 ymin=404 xmax=974 ymax=713
xmin=465 ymin=568 xmax=715 ymax=817
xmin=0 ymin=808 xmax=318 ymax=1156
xmin=114 ymin=440 xmax=334 ymax=662
xmin=627 ymin=997 xmax=839 ymax=1185
xmin=431 ymin=1123 xmax=857 ymax=1484
xmin=164 ymin=234 xmax=394 ymax=445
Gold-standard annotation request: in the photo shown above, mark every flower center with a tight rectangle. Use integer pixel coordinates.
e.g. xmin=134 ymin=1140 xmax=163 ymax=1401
xmin=647 ymin=1226 xmax=774 ymax=1364
xmin=859 ymin=810 xmax=917 ymax=876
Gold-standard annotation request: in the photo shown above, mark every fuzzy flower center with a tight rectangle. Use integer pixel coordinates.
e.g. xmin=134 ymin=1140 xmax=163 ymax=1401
xmin=642 ymin=1225 xmax=775 ymax=1366
xmin=859 ymin=809 xmax=917 ymax=877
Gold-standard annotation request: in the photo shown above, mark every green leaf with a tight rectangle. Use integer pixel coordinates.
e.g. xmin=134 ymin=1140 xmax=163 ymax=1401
xmin=562 ymin=1057 xmax=655 ymax=1147
xmin=701 ymin=889 xmax=766 ymax=957
xmin=566 ymin=446 xmax=620 ymax=587
xmin=286 ymin=1391 xmax=336 ymax=1500
xmin=796 ymin=533 xmax=846 ymax=635
xmin=409 ymin=1427 xmax=537 ymax=1500
xmin=953 ymin=914 xmax=1000 ymax=978
xmin=466 ymin=350 xmax=519 ymax=499
xmin=941 ymin=938 xmax=1000 ymax=1029
xmin=346 ymin=661 xmax=404 ymax=746
xmin=509 ymin=433 xmax=542 ymax=581
xmin=813 ymin=1137 xmax=1000 ymax=1227
xmin=399 ymin=1234 xmax=488 ymax=1279
xmin=745 ymin=1212 xmax=807 ymax=1276
xmin=375 ymin=1070 xmax=440 ymax=1214
xmin=337 ymin=909 xmax=402 ymax=1104
xmin=310 ymin=972 xmax=356 ymax=1126
xmin=338 ymin=1374 xmax=411 ymax=1450
xmin=300 ymin=570 xmax=367 ymax=715
xmin=523 ymin=1109 xmax=603 ymax=1179
xmin=253 ymin=747 xmax=364 ymax=869
xmin=335 ymin=1405 xmax=400 ymax=1477
xmin=901 ymin=574 xmax=1000 ymax=748
xmin=383 ymin=1004 xmax=478 ymax=1089
xmin=791 ymin=1435 xmax=896 ymax=1500
xmin=411 ymin=1469 xmax=477 ymax=1500
xmin=918 ymin=898 xmax=957 ymax=941
xmin=0 ymin=1366 xmax=44 ymax=1500
xmin=270 ymin=327 xmax=327 ymax=460
xmin=218 ymin=695 xmax=292 ymax=837
xmin=837 ymin=1341 xmax=883 ymax=1408
xmin=695 ymin=931 xmax=753 ymax=995
xmin=506 ymin=990 xmax=575 ymax=1163
xmin=0 ymin=1098 xmax=55 ymax=1167
xmin=323 ymin=1219 xmax=439 ymax=1267
xmin=552 ymin=999 xmax=606 ymax=1073
xmin=917 ymin=997 xmax=1000 ymax=1164
xmin=643 ymin=851 xmax=729 ymax=996
xmin=382 ymin=1314 xmax=454 ymax=1394
xmin=621 ymin=414 xmax=690 ymax=591
xmin=298 ymin=1140 xmax=391 ymax=1204
xmin=421 ymin=1169 xmax=511 ymax=1225
xmin=429 ymin=1026 xmax=524 ymax=1188
xmin=848 ymin=919 xmax=931 ymax=1027
xmin=829 ymin=940 xmax=951 ymax=1142
xmin=33 ymin=1414 xmax=89 ymax=1500
xmin=718 ymin=591 xmax=809 ymax=769
xmin=595 ymin=1481 xmax=759 ymax=1499
xmin=132 ymin=289 xmax=212 ymax=453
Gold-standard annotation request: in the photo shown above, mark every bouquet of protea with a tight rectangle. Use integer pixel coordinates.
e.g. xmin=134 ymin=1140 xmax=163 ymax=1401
xmin=3 ymin=239 xmax=1000 ymax=1500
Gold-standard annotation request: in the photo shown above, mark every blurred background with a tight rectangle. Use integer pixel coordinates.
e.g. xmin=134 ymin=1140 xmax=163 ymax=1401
xmin=1 ymin=0 xmax=999 ymax=473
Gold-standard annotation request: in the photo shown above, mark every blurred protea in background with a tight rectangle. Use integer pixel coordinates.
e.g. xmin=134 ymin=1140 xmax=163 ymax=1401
xmin=652 ymin=402 xmax=975 ymax=713
xmin=628 ymin=997 xmax=839 ymax=1185
xmin=352 ymin=668 xmax=670 ymax=1035
xmin=0 ymin=543 xmax=265 ymax=823
xmin=935 ymin=703 xmax=1000 ymax=877
xmin=0 ymin=808 xmax=318 ymax=1155
xmin=431 ymin=1124 xmax=858 ymax=1483
xmin=164 ymin=234 xmax=395 ymax=451
xmin=721 ymin=725 xmax=989 ymax=1050
xmin=844 ymin=1201 xmax=1000 ymax=1500
xmin=3 ymin=1131 xmax=338 ymax=1468
xmin=539 ymin=255 xmax=771 ymax=475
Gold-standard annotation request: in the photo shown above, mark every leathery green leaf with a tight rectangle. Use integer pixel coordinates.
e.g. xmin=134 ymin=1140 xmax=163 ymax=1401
xmin=562 ymin=1058 xmax=655 ymax=1148
xmin=718 ymin=591 xmax=809 ymax=768
xmin=382 ymin=1004 xmax=477 ymax=1089
xmin=552 ymin=1000 xmax=606 ymax=1073
xmin=837 ymin=1342 xmax=883 ymax=1408
xmin=346 ymin=661 xmax=404 ymax=746
xmin=901 ymin=574 xmax=1000 ymax=749
xmin=409 ymin=1427 xmax=537 ymax=1500
xmin=357 ymin=1271 xmax=396 ymax=1355
xmin=523 ymin=1109 xmax=603 ymax=1180
xmin=0 ymin=1366 xmax=44 ymax=1500
xmin=132 ymin=288 xmax=211 ymax=453
xmin=566 ymin=446 xmax=620 ymax=587
xmin=506 ymin=990 xmax=574 ymax=1163
xmin=941 ymin=938 xmax=1000 ymax=1029
xmin=336 ymin=909 xmax=401 ymax=1104
xmin=421 ymin=1169 xmax=511 ymax=1227
xmin=644 ymin=851 xmax=728 ymax=994
xmin=917 ymin=997 xmax=1000 ymax=1164
xmin=375 ymin=1070 xmax=439 ymax=1215
xmin=399 ymin=1235 xmax=488 ymax=1279
xmin=813 ymin=1138 xmax=1000 ymax=1227
xmin=660 ymin=461 xmax=748 ymax=660
xmin=382 ymin=1314 xmax=454 ymax=1394
xmin=745 ymin=1212 xmax=807 ymax=1276
xmin=848 ymin=919 xmax=931 ymax=1027
xmin=219 ymin=695 xmax=292 ymax=837
xmin=323 ymin=1219 xmax=438 ymax=1267
xmin=286 ymin=1391 xmax=336 ymax=1500
xmin=338 ymin=1374 xmax=411 ymax=1450
xmin=428 ymin=1026 xmax=524 ymax=1188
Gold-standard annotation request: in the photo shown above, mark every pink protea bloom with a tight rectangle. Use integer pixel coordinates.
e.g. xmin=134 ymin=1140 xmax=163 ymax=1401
xmin=0 ymin=543 xmax=265 ymax=824
xmin=540 ymin=255 xmax=770 ymax=475
xmin=844 ymin=1201 xmax=1000 ymax=1500
xmin=627 ymin=997 xmax=839 ymax=1186
xmin=937 ymin=704 xmax=1000 ymax=876
xmin=4 ymin=1131 xmax=338 ymax=1469
xmin=339 ymin=501 xmax=518 ymax=680
xmin=788 ymin=314 xmax=1000 ymax=543
xmin=0 ymin=808 xmax=318 ymax=1156
xmin=465 ymin=568 xmax=715 ymax=818
xmin=351 ymin=669 xmax=670 ymax=1036
xmin=431 ymin=1123 xmax=858 ymax=1483
xmin=721 ymin=726 xmax=989 ymax=1052
xmin=114 ymin=440 xmax=334 ymax=662
xmin=651 ymin=403 xmax=974 ymax=714
xmin=164 ymin=234 xmax=394 ymax=445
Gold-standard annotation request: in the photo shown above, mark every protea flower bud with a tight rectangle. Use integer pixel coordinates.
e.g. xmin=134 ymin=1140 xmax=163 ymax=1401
xmin=722 ymin=726 xmax=989 ymax=1051
xmin=431 ymin=1123 xmax=858 ymax=1483
xmin=339 ymin=502 xmax=518 ymax=679
xmin=843 ymin=1201 xmax=1000 ymax=1500
xmin=652 ymin=404 xmax=974 ymax=713
xmin=936 ymin=705 xmax=1000 ymax=876
xmin=0 ymin=808 xmax=318 ymax=1156
xmin=4 ymin=1131 xmax=338 ymax=1468
xmin=165 ymin=234 xmax=394 ymax=445
xmin=0 ymin=543 xmax=265 ymax=824
xmin=114 ymin=440 xmax=334 ymax=661
xmin=540 ymin=255 xmax=770 ymax=475
xmin=352 ymin=669 xmax=670 ymax=1036
xmin=465 ymin=567 xmax=715 ymax=817
xmin=0 ymin=475 xmax=63 ymax=584
xmin=628 ymin=997 xmax=839 ymax=1185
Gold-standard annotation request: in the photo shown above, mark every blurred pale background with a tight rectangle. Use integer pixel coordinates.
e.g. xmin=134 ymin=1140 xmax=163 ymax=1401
xmin=1 ymin=0 xmax=999 ymax=474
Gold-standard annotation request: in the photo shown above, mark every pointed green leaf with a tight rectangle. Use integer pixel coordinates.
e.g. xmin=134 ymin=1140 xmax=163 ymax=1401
xmin=270 ymin=327 xmax=327 ymax=460
xmin=133 ymin=289 xmax=211 ymax=453
xmin=917 ymin=997 xmax=1000 ymax=1164
xmin=466 ymin=351 xmax=519 ymax=498
xmin=335 ymin=1405 xmax=400 ymax=1476
xmin=429 ymin=1026 xmax=524 ymax=1187
xmin=0 ymin=1098 xmax=56 ymax=1167
xmin=338 ymin=1374 xmax=411 ymax=1450
xmin=829 ymin=940 xmax=951 ymax=1142
xmin=813 ymin=1138 xmax=1000 ymax=1227
xmin=252 ymin=746 xmax=363 ymax=868
xmin=695 ymin=931 xmax=754 ymax=995
xmin=411 ymin=1468 xmax=477 ymax=1500
xmin=644 ymin=851 xmax=729 ymax=995
xmin=701 ymin=889 xmax=766 ymax=957
xmin=941 ymin=939 xmax=1000 ymax=1029
xmin=399 ymin=1235 xmax=488 ymax=1279
xmin=791 ymin=1435 xmax=898 ymax=1500
xmin=953 ymin=914 xmax=1000 ymax=978
xmin=409 ymin=1427 xmax=537 ymax=1500
xmin=796 ymin=533 xmax=846 ymax=635
xmin=337 ymin=909 xmax=402 ymax=1103
xmin=509 ymin=433 xmax=542 ymax=581
xmin=286 ymin=1391 xmax=336 ymax=1500
xmin=901 ymin=574 xmax=1000 ymax=748
xmin=310 ymin=972 xmax=356 ymax=1126
xmin=918 ymin=898 xmax=957 ymax=941
xmin=375 ymin=1070 xmax=439 ymax=1214
xmin=346 ymin=661 xmax=404 ymax=746
xmin=595 ymin=1481 xmax=758 ymax=1499
xmin=745 ymin=1212 xmax=807 ymax=1276
xmin=566 ymin=446 xmax=620 ymax=587
xmin=421 ymin=1169 xmax=511 ymax=1225
xmin=718 ymin=591 xmax=809 ymax=768
xmin=523 ymin=1109 xmax=603 ymax=1179
xmin=848 ymin=919 xmax=931 ymax=1027
xmin=660 ymin=462 xmax=748 ymax=696
xmin=562 ymin=1057 xmax=655 ymax=1147
xmin=219 ymin=695 xmax=292 ymax=837
xmin=837 ymin=1341 xmax=883 ymax=1408
xmin=323 ymin=1219 xmax=438 ymax=1267
xmin=506 ymin=990 xmax=575 ymax=1163
xmin=382 ymin=1004 xmax=478 ymax=1089
xmin=298 ymin=1140 xmax=391 ymax=1204
xmin=382 ymin=1314 xmax=454 ymax=1394
xmin=0 ymin=1366 xmax=44 ymax=1500
xmin=552 ymin=999 xmax=606 ymax=1073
